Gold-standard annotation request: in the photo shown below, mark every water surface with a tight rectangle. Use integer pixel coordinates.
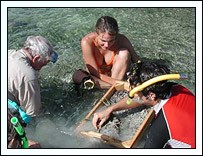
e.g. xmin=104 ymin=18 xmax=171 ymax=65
xmin=8 ymin=8 xmax=196 ymax=148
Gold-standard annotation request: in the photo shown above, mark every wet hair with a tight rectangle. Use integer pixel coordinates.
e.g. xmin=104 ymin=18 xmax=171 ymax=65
xmin=127 ymin=61 xmax=173 ymax=100
xmin=95 ymin=16 xmax=119 ymax=36
xmin=23 ymin=36 xmax=54 ymax=61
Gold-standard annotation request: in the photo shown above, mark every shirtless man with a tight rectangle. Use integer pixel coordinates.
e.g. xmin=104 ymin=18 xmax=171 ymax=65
xmin=72 ymin=16 xmax=140 ymax=89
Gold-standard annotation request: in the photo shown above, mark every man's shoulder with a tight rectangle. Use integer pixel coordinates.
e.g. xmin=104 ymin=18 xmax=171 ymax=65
xmin=8 ymin=51 xmax=38 ymax=82
xmin=8 ymin=49 xmax=17 ymax=52
xmin=8 ymin=49 xmax=18 ymax=54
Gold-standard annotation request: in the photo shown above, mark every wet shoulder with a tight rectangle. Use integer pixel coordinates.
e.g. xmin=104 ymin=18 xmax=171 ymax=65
xmin=82 ymin=32 xmax=96 ymax=43
xmin=81 ymin=32 xmax=97 ymax=49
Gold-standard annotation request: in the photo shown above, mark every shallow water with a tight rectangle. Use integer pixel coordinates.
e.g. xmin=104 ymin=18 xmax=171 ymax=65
xmin=8 ymin=8 xmax=195 ymax=148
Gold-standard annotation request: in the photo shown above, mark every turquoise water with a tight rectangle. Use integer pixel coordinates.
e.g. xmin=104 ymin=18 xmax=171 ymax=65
xmin=8 ymin=8 xmax=195 ymax=148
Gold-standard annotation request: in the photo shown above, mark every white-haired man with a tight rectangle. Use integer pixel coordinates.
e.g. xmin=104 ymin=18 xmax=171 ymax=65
xmin=8 ymin=35 xmax=58 ymax=148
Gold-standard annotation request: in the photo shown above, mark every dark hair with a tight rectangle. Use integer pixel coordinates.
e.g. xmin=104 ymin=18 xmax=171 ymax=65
xmin=127 ymin=61 xmax=173 ymax=100
xmin=95 ymin=16 xmax=119 ymax=36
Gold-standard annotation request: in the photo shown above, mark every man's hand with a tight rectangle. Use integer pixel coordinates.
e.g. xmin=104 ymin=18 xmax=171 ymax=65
xmin=92 ymin=109 xmax=111 ymax=129
xmin=28 ymin=140 xmax=41 ymax=148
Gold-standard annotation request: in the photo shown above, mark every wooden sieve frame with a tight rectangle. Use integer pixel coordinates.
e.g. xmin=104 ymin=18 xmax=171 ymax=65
xmin=77 ymin=82 xmax=155 ymax=148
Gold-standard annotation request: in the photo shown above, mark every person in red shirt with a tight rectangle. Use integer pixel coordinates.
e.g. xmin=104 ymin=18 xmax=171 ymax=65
xmin=92 ymin=61 xmax=195 ymax=148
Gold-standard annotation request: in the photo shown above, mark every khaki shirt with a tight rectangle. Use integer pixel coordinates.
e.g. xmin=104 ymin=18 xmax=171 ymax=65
xmin=8 ymin=49 xmax=41 ymax=117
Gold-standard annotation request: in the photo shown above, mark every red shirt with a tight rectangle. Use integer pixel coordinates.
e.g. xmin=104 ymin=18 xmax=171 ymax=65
xmin=163 ymin=85 xmax=195 ymax=148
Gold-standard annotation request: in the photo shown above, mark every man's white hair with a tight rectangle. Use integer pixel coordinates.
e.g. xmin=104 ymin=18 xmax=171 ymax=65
xmin=24 ymin=36 xmax=54 ymax=61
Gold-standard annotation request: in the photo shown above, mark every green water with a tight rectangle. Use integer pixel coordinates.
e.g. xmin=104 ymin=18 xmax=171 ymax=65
xmin=8 ymin=8 xmax=196 ymax=148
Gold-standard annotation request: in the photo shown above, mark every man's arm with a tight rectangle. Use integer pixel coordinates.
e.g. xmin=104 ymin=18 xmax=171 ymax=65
xmin=92 ymin=96 xmax=141 ymax=129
